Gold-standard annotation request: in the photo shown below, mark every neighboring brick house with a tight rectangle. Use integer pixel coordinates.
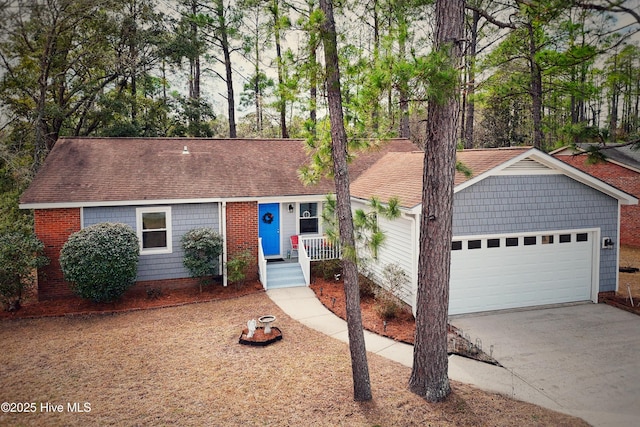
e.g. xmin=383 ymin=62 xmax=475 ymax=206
xmin=19 ymin=137 xmax=415 ymax=300
xmin=552 ymin=144 xmax=640 ymax=247
xmin=350 ymin=147 xmax=637 ymax=315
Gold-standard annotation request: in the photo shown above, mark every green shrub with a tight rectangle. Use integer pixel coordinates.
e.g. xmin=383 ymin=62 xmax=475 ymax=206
xmin=226 ymin=250 xmax=253 ymax=288
xmin=0 ymin=189 xmax=33 ymax=234
xmin=0 ymin=231 xmax=49 ymax=311
xmin=312 ymin=258 xmax=343 ymax=281
xmin=181 ymin=227 xmax=223 ymax=292
xmin=60 ymin=223 xmax=139 ymax=303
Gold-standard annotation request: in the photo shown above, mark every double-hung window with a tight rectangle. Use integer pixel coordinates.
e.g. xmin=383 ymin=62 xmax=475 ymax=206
xmin=299 ymin=202 xmax=319 ymax=234
xmin=136 ymin=207 xmax=172 ymax=254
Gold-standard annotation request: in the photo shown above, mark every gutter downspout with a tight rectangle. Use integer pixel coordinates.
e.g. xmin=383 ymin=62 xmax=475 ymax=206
xmin=221 ymin=201 xmax=228 ymax=287
xmin=615 ymin=201 xmax=621 ymax=294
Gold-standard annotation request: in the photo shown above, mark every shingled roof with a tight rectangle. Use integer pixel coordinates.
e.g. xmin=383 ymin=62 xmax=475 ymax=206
xmin=20 ymin=137 xmax=417 ymax=207
xmin=350 ymin=147 xmax=532 ymax=209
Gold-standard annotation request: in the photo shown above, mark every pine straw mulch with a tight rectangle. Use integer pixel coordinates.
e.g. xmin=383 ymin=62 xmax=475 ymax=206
xmin=0 ymin=291 xmax=588 ymax=426
xmin=310 ymin=278 xmax=498 ymax=364
xmin=605 ymin=245 xmax=640 ymax=315
xmin=0 ymin=281 xmax=265 ymax=319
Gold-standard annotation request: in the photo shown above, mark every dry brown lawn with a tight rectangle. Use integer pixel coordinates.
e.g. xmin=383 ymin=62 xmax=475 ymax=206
xmin=619 ymin=245 xmax=640 ymax=301
xmin=0 ymin=293 xmax=588 ymax=426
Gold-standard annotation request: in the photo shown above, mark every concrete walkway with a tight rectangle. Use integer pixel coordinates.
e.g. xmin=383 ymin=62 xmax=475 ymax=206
xmin=266 ymin=287 xmax=572 ymax=421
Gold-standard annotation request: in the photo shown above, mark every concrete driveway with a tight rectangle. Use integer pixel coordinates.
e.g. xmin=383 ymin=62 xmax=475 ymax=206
xmin=450 ymin=303 xmax=640 ymax=427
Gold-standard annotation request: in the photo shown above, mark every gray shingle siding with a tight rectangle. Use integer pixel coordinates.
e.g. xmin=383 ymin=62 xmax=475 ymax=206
xmin=453 ymin=175 xmax=619 ymax=292
xmin=83 ymin=203 xmax=220 ymax=281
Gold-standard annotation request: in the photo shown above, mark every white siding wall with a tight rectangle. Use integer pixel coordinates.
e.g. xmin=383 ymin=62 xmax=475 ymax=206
xmin=281 ymin=203 xmax=298 ymax=257
xmin=352 ymin=200 xmax=415 ymax=306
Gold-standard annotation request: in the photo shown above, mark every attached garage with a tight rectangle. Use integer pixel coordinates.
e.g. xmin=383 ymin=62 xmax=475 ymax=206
xmin=350 ymin=147 xmax=638 ymax=315
xmin=449 ymin=229 xmax=597 ymax=315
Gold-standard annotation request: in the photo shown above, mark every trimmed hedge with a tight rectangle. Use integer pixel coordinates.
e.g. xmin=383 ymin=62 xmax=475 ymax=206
xmin=60 ymin=223 xmax=139 ymax=303
xmin=181 ymin=228 xmax=223 ymax=290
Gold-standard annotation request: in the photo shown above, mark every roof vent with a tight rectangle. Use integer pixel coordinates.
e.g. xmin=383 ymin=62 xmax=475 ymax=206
xmin=182 ymin=145 xmax=190 ymax=155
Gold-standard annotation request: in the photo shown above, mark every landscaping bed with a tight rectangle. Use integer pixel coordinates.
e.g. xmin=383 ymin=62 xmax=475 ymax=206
xmin=613 ymin=245 xmax=640 ymax=315
xmin=310 ymin=278 xmax=499 ymax=365
xmin=0 ymin=281 xmax=264 ymax=319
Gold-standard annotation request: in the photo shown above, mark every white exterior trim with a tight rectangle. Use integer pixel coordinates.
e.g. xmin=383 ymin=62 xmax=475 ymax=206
xmin=221 ymin=202 xmax=228 ymax=287
xmin=135 ymin=206 xmax=173 ymax=255
xmin=616 ymin=202 xmax=621 ymax=293
xmin=454 ymin=148 xmax=638 ymax=205
xmin=20 ymin=194 xmax=332 ymax=210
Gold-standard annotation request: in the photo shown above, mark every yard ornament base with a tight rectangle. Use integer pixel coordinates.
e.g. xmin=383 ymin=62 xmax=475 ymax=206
xmin=239 ymin=315 xmax=281 ymax=346
xmin=238 ymin=327 xmax=283 ymax=346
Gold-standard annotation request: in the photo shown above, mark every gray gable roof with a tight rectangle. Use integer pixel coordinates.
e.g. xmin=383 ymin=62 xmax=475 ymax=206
xmin=20 ymin=137 xmax=416 ymax=207
xmin=576 ymin=143 xmax=640 ymax=172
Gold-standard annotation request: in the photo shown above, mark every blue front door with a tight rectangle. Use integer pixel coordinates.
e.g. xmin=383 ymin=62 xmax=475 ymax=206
xmin=258 ymin=203 xmax=280 ymax=256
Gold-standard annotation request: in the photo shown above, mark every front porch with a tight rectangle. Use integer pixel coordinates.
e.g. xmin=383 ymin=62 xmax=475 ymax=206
xmin=259 ymin=236 xmax=341 ymax=290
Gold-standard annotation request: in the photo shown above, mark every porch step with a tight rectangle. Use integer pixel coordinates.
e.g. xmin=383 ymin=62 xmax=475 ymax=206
xmin=266 ymin=262 xmax=306 ymax=289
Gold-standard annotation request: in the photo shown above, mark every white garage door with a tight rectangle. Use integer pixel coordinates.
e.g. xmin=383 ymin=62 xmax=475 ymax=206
xmin=449 ymin=230 xmax=596 ymax=315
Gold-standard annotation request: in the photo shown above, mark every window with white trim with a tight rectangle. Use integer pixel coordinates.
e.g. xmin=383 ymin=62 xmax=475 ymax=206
xmin=136 ymin=207 xmax=172 ymax=254
xmin=299 ymin=202 xmax=319 ymax=234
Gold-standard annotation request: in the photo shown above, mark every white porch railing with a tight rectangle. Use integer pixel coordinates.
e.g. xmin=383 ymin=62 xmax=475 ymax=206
xmin=301 ymin=235 xmax=342 ymax=261
xmin=258 ymin=238 xmax=267 ymax=290
xmin=298 ymin=240 xmax=311 ymax=286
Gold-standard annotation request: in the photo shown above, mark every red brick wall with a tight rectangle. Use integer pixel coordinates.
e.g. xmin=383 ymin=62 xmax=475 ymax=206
xmin=34 ymin=208 xmax=81 ymax=300
xmin=225 ymin=202 xmax=259 ymax=280
xmin=558 ymin=156 xmax=640 ymax=247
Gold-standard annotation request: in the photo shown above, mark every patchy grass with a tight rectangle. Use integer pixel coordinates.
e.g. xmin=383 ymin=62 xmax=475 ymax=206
xmin=0 ymin=293 xmax=588 ymax=426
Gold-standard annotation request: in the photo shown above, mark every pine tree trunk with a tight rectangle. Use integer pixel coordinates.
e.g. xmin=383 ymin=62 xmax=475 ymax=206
xmin=223 ymin=44 xmax=237 ymax=138
xmin=307 ymin=0 xmax=317 ymax=131
xmin=319 ymin=0 xmax=372 ymax=402
xmin=463 ymin=9 xmax=479 ymax=149
xmin=397 ymin=1 xmax=410 ymax=138
xmin=272 ymin=0 xmax=289 ymax=138
xmin=218 ymin=11 xmax=237 ymax=137
xmin=409 ymin=0 xmax=463 ymax=403
xmin=527 ymin=21 xmax=544 ymax=150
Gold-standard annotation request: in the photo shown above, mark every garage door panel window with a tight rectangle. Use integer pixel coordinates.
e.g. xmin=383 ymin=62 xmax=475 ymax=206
xmin=542 ymin=235 xmax=554 ymax=244
xmin=487 ymin=238 xmax=500 ymax=248
xmin=451 ymin=232 xmax=589 ymax=254
xmin=468 ymin=240 xmax=482 ymax=250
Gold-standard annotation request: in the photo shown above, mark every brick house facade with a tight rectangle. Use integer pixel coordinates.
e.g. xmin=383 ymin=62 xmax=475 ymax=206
xmin=225 ymin=202 xmax=259 ymax=280
xmin=34 ymin=208 xmax=81 ymax=299
xmin=554 ymin=148 xmax=640 ymax=247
